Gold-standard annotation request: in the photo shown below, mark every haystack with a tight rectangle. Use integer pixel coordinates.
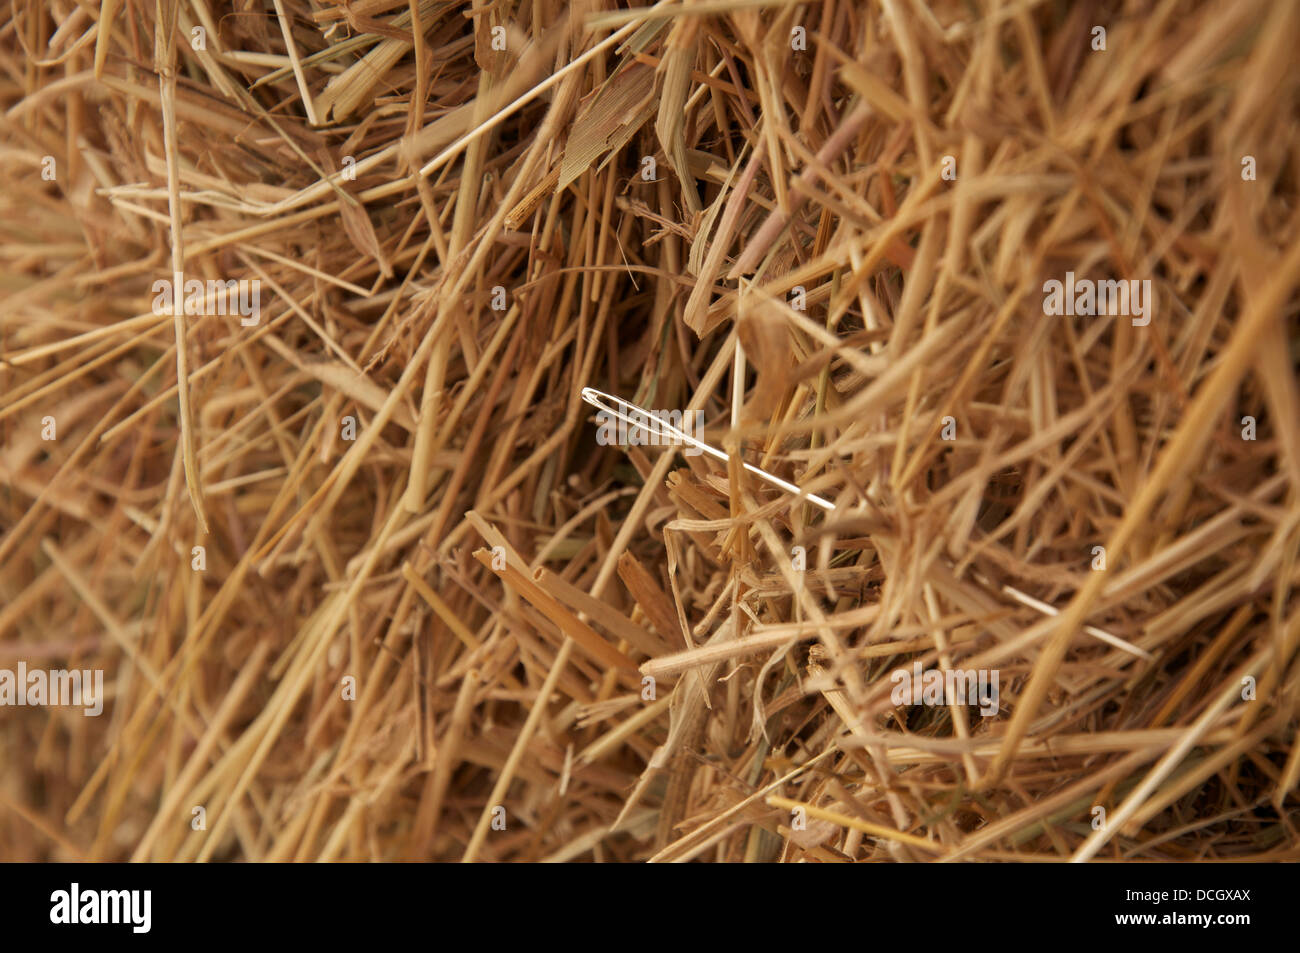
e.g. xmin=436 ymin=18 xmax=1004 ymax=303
xmin=2 ymin=0 xmax=1298 ymax=862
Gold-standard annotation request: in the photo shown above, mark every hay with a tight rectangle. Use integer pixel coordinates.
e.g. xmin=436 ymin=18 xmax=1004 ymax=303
xmin=2 ymin=0 xmax=1299 ymax=862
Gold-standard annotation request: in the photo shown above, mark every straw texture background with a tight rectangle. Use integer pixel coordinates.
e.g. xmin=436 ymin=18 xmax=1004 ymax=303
xmin=2 ymin=0 xmax=1298 ymax=861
